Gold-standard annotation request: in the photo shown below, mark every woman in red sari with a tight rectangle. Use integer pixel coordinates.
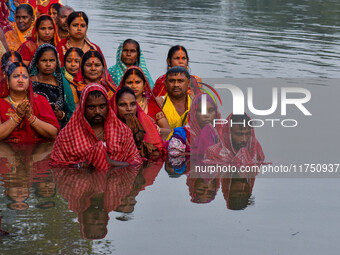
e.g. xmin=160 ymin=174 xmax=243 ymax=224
xmin=111 ymin=86 xmax=166 ymax=158
xmin=70 ymin=50 xmax=116 ymax=104
xmin=152 ymin=45 xmax=202 ymax=97
xmin=118 ymin=66 xmax=170 ymax=135
xmin=18 ymin=14 xmax=60 ymax=66
xmin=56 ymin=11 xmax=104 ymax=67
xmin=0 ymin=62 xmax=59 ymax=143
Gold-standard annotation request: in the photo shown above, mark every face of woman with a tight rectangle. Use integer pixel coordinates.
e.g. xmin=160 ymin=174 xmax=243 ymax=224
xmin=168 ymin=49 xmax=188 ymax=68
xmin=37 ymin=19 xmax=55 ymax=43
xmin=195 ymin=101 xmax=217 ymax=129
xmin=121 ymin=42 xmax=138 ymax=67
xmin=15 ymin=9 xmax=34 ymax=32
xmin=68 ymin=18 xmax=87 ymax=40
xmin=83 ymin=57 xmax=103 ymax=83
xmin=65 ymin=51 xmax=81 ymax=76
xmin=37 ymin=50 xmax=57 ymax=75
xmin=124 ymin=73 xmax=145 ymax=99
xmin=117 ymin=93 xmax=137 ymax=121
xmin=8 ymin=67 xmax=30 ymax=93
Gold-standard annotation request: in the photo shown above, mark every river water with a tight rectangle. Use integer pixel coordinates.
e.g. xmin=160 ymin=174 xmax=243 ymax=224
xmin=1 ymin=0 xmax=340 ymax=254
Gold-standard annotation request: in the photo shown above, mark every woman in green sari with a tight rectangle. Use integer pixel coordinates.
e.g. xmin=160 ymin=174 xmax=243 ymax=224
xmin=29 ymin=43 xmax=75 ymax=128
xmin=108 ymin=39 xmax=154 ymax=88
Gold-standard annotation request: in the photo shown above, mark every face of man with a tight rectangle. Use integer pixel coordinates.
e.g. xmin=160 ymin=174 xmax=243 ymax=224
xmin=84 ymin=93 xmax=108 ymax=126
xmin=230 ymin=124 xmax=251 ymax=151
xmin=165 ymin=72 xmax=190 ymax=99
xmin=57 ymin=8 xmax=73 ymax=32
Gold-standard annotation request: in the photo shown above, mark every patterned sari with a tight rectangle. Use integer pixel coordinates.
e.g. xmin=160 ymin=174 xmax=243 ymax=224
xmin=29 ymin=44 xmax=75 ymax=128
xmin=108 ymin=41 xmax=154 ymax=88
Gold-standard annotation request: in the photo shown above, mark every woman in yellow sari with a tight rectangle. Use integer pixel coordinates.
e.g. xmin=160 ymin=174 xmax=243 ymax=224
xmin=5 ymin=3 xmax=35 ymax=51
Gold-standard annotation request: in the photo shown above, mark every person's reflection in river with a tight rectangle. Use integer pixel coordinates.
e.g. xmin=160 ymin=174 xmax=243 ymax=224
xmin=221 ymin=172 xmax=256 ymax=210
xmin=0 ymin=142 xmax=54 ymax=211
xmin=52 ymin=166 xmax=140 ymax=239
xmin=115 ymin=160 xmax=163 ymax=219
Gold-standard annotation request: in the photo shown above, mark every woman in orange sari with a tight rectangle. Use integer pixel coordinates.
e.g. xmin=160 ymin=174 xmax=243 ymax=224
xmin=18 ymin=14 xmax=60 ymax=66
xmin=56 ymin=11 xmax=104 ymax=67
xmin=118 ymin=66 xmax=171 ymax=135
xmin=5 ymin=3 xmax=35 ymax=51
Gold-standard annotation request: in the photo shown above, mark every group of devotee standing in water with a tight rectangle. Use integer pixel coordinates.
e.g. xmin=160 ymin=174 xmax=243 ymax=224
xmin=0 ymin=0 xmax=265 ymax=171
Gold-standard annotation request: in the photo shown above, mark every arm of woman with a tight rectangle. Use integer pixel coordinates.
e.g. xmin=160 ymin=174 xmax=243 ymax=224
xmin=0 ymin=118 xmax=21 ymax=141
xmin=30 ymin=117 xmax=59 ymax=139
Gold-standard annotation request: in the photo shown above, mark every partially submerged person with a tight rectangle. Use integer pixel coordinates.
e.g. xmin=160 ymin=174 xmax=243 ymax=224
xmin=70 ymin=50 xmax=116 ymax=104
xmin=168 ymin=93 xmax=220 ymax=159
xmin=205 ymin=113 xmax=265 ymax=165
xmin=158 ymin=66 xmax=191 ymax=140
xmin=0 ymin=62 xmax=59 ymax=143
xmin=61 ymin=47 xmax=83 ymax=83
xmin=50 ymin=83 xmax=142 ymax=170
xmin=29 ymin=44 xmax=75 ymax=128
xmin=55 ymin=5 xmax=73 ymax=39
xmin=5 ymin=3 xmax=35 ymax=51
xmin=56 ymin=11 xmax=104 ymax=66
xmin=109 ymin=39 xmax=154 ymax=88
xmin=153 ymin=45 xmax=202 ymax=97
xmin=0 ymin=51 xmax=22 ymax=90
xmin=112 ymin=86 xmax=166 ymax=158
xmin=18 ymin=14 xmax=60 ymax=66
xmin=118 ymin=66 xmax=170 ymax=135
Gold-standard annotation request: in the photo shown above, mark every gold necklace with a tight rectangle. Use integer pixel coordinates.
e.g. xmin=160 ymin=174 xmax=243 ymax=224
xmin=39 ymin=0 xmax=49 ymax=5
xmin=67 ymin=40 xmax=86 ymax=50
xmin=138 ymin=97 xmax=147 ymax=111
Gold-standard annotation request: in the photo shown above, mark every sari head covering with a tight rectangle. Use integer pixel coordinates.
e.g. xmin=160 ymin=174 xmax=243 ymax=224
xmin=118 ymin=66 xmax=165 ymax=123
xmin=71 ymin=50 xmax=117 ymax=104
xmin=29 ymin=44 xmax=75 ymax=127
xmin=5 ymin=3 xmax=36 ymax=51
xmin=28 ymin=0 xmax=60 ymax=15
xmin=108 ymin=39 xmax=154 ymax=88
xmin=205 ymin=113 xmax=265 ymax=166
xmin=0 ymin=51 xmax=23 ymax=94
xmin=18 ymin=14 xmax=60 ymax=65
xmin=31 ymin=14 xmax=60 ymax=46
xmin=50 ymin=83 xmax=142 ymax=170
xmin=0 ymin=62 xmax=60 ymax=143
xmin=189 ymin=93 xmax=222 ymax=160
xmin=110 ymin=86 xmax=166 ymax=157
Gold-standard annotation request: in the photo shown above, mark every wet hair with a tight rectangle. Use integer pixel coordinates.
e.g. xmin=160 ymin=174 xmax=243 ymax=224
xmin=1 ymin=51 xmax=22 ymax=70
xmin=115 ymin=86 xmax=136 ymax=104
xmin=49 ymin=3 xmax=62 ymax=14
xmin=165 ymin=66 xmax=190 ymax=79
xmin=81 ymin=50 xmax=104 ymax=77
xmin=167 ymin=45 xmax=189 ymax=68
xmin=122 ymin=39 xmax=140 ymax=65
xmin=67 ymin=11 xmax=89 ymax=27
xmin=16 ymin=4 xmax=35 ymax=17
xmin=64 ymin=47 xmax=84 ymax=62
xmin=7 ymin=62 xmax=29 ymax=78
xmin=88 ymin=90 xmax=105 ymax=99
xmin=57 ymin=5 xmax=74 ymax=16
xmin=35 ymin=15 xmax=54 ymax=30
xmin=121 ymin=68 xmax=146 ymax=86
xmin=35 ymin=46 xmax=58 ymax=67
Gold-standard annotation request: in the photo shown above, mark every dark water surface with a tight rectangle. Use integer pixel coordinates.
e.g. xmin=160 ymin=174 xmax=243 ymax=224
xmin=1 ymin=0 xmax=340 ymax=254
